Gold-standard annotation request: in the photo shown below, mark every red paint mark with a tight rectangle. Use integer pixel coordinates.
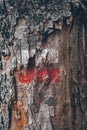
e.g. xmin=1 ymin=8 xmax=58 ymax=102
xmin=48 ymin=68 xmax=61 ymax=83
xmin=18 ymin=75 xmax=30 ymax=83
xmin=18 ymin=68 xmax=61 ymax=84
xmin=37 ymin=68 xmax=48 ymax=82
xmin=18 ymin=69 xmax=37 ymax=83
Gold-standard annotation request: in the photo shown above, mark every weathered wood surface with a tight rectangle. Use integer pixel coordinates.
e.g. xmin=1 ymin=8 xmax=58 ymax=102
xmin=0 ymin=0 xmax=87 ymax=130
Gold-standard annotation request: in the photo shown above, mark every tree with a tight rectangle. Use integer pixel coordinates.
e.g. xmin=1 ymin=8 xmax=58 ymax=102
xmin=0 ymin=0 xmax=87 ymax=130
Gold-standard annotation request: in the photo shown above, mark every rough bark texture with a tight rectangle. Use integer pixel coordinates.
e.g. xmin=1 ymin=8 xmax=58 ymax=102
xmin=0 ymin=0 xmax=87 ymax=130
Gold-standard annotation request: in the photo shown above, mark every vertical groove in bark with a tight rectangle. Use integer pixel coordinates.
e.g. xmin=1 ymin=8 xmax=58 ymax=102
xmin=69 ymin=11 xmax=87 ymax=129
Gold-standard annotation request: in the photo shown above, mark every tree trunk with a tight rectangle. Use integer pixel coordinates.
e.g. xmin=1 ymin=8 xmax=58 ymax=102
xmin=0 ymin=0 xmax=87 ymax=130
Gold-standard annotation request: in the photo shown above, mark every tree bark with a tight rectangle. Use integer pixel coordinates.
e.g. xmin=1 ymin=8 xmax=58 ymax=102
xmin=0 ymin=0 xmax=87 ymax=130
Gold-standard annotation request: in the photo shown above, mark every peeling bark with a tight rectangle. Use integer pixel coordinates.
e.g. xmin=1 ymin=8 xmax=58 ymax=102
xmin=0 ymin=0 xmax=87 ymax=130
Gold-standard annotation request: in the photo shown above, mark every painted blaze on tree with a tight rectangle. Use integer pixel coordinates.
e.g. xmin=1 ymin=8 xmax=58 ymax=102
xmin=18 ymin=67 xmax=61 ymax=83
xmin=18 ymin=46 xmax=61 ymax=84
